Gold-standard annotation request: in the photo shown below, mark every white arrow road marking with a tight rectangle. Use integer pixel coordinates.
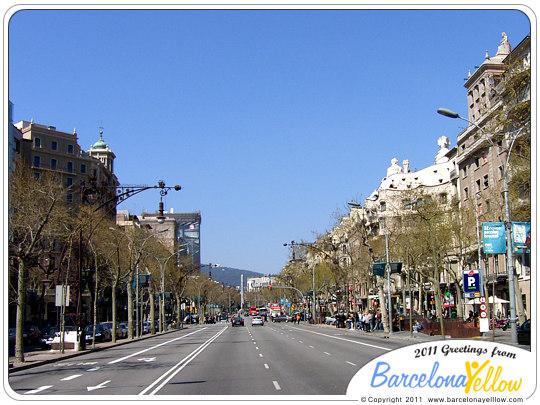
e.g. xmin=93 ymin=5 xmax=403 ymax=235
xmin=109 ymin=328 xmax=206 ymax=364
xmin=87 ymin=380 xmax=111 ymax=391
xmin=138 ymin=357 xmax=156 ymax=362
xmin=24 ymin=386 xmax=53 ymax=395
xmin=61 ymin=374 xmax=82 ymax=381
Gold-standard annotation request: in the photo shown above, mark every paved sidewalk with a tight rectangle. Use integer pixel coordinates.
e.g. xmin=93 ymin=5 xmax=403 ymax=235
xmin=313 ymin=322 xmax=522 ymax=346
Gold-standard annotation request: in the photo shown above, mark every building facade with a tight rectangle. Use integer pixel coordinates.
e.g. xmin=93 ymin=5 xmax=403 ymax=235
xmin=14 ymin=121 xmax=119 ymax=205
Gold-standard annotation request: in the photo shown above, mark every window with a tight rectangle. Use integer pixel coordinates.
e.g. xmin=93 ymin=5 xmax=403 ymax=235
xmin=464 ymin=187 xmax=469 ymax=200
xmin=67 ymin=161 xmax=73 ymax=173
xmin=462 ymin=166 xmax=468 ymax=177
xmin=67 ymin=193 xmax=73 ymax=203
xmin=51 ymin=141 xmax=58 ymax=151
xmin=50 ymin=159 xmax=57 ymax=170
xmin=483 ymin=174 xmax=489 ymax=189
xmin=67 ymin=144 xmax=74 ymax=154
xmin=34 ymin=138 xmax=41 ymax=148
xmin=380 ymin=201 xmax=387 ymax=212
xmin=80 ymin=164 xmax=86 ymax=174
xmin=475 ymin=157 xmax=480 ymax=169
xmin=476 ymin=179 xmax=481 ymax=193
xmin=440 ymin=193 xmax=448 ymax=204
xmin=66 ymin=177 xmax=73 ymax=188
xmin=482 ymin=151 xmax=488 ymax=164
xmin=34 ymin=172 xmax=40 ymax=180
xmin=33 ymin=155 xmax=40 ymax=168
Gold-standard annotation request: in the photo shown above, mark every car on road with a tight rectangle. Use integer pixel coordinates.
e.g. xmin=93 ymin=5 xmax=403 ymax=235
xmin=251 ymin=316 xmax=264 ymax=326
xmin=518 ymin=319 xmax=531 ymax=345
xmin=84 ymin=323 xmax=112 ymax=343
xmin=271 ymin=314 xmax=288 ymax=323
xmin=231 ymin=316 xmax=244 ymax=327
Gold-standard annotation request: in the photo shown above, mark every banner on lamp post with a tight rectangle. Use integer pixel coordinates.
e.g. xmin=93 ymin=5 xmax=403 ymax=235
xmin=482 ymin=222 xmax=506 ymax=254
xmin=512 ymin=221 xmax=531 ymax=254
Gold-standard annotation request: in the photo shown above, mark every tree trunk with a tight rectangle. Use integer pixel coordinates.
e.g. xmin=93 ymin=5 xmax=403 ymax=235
xmin=376 ymin=275 xmax=389 ymax=333
xmin=15 ymin=258 xmax=28 ymax=362
xmin=127 ymin=279 xmax=134 ymax=339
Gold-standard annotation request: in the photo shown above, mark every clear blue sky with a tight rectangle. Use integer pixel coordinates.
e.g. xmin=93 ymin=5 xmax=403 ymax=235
xmin=8 ymin=7 xmax=532 ymax=275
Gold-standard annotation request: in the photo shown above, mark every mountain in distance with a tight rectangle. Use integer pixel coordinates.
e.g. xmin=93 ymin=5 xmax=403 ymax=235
xmin=199 ymin=265 xmax=272 ymax=289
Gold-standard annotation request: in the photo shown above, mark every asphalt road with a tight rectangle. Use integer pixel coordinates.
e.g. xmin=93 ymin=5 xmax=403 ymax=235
xmin=8 ymin=320 xmax=406 ymax=396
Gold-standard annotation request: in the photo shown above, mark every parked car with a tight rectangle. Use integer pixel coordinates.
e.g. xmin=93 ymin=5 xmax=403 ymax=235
xmin=231 ymin=316 xmax=244 ymax=327
xmin=101 ymin=322 xmax=127 ymax=340
xmin=142 ymin=322 xmax=151 ymax=334
xmin=8 ymin=328 xmax=17 ymax=347
xmin=84 ymin=323 xmax=112 ymax=343
xmin=24 ymin=325 xmax=42 ymax=345
xmin=117 ymin=323 xmax=129 ymax=339
xmin=183 ymin=315 xmax=199 ymax=324
xmin=251 ymin=316 xmax=264 ymax=326
xmin=40 ymin=326 xmax=58 ymax=349
xmin=517 ymin=319 xmax=531 ymax=345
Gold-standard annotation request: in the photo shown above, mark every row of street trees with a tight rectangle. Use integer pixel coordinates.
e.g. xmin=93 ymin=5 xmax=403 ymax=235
xmin=8 ymin=160 xmax=239 ymax=362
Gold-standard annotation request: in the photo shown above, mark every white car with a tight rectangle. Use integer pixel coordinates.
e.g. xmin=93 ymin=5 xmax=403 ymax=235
xmin=252 ymin=316 xmax=264 ymax=326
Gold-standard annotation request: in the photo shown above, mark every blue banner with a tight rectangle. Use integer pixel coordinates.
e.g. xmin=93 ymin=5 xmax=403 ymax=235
xmin=512 ymin=222 xmax=531 ymax=254
xmin=482 ymin=222 xmax=506 ymax=254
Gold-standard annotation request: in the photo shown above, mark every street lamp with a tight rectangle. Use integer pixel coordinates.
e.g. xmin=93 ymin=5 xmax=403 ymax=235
xmin=437 ymin=107 xmax=519 ymax=344
xmin=348 ymin=201 xmax=393 ymax=335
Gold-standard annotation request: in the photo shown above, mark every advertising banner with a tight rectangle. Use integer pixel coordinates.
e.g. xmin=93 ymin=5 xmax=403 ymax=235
xmin=482 ymin=222 xmax=506 ymax=254
xmin=512 ymin=221 xmax=531 ymax=254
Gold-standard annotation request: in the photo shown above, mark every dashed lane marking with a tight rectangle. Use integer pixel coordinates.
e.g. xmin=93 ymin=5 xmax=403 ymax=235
xmin=61 ymin=374 xmax=82 ymax=381
xmin=273 ymin=381 xmax=281 ymax=391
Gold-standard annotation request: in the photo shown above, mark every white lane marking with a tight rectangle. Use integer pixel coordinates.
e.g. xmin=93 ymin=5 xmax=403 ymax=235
xmin=109 ymin=328 xmax=206 ymax=364
xmin=273 ymin=381 xmax=281 ymax=391
xmin=309 ymin=345 xmax=314 ymax=348
xmin=264 ymin=364 xmax=269 ymax=369
xmin=323 ymin=351 xmax=331 ymax=356
xmin=259 ymin=353 xmax=263 ymax=357
xmin=255 ymin=347 xmax=259 ymax=350
xmin=288 ymin=326 xmax=392 ymax=351
xmin=138 ymin=357 xmax=156 ymax=362
xmin=87 ymin=380 xmax=111 ymax=391
xmin=346 ymin=361 xmax=357 ymax=366
xmin=139 ymin=327 xmax=227 ymax=395
xmin=299 ymin=341 xmax=303 ymax=343
xmin=87 ymin=367 xmax=101 ymax=371
xmin=61 ymin=374 xmax=82 ymax=381
xmin=24 ymin=386 xmax=53 ymax=395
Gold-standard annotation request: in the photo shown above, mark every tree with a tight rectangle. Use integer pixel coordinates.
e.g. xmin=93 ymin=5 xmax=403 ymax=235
xmin=9 ymin=160 xmax=71 ymax=361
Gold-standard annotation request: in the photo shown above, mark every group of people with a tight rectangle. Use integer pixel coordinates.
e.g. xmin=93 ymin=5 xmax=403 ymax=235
xmin=335 ymin=310 xmax=384 ymax=331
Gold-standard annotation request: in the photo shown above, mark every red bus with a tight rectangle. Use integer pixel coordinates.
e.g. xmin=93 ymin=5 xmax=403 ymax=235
xmin=249 ymin=307 xmax=258 ymax=316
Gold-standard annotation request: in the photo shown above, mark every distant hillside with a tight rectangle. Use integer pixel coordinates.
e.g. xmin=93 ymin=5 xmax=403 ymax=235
xmin=199 ymin=266 xmax=270 ymax=288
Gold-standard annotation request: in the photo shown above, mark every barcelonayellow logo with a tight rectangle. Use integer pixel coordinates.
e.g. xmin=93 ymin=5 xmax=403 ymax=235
xmin=347 ymin=340 xmax=533 ymax=399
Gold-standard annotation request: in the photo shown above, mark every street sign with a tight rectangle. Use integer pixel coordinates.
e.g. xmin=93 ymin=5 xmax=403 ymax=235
xmin=373 ymin=262 xmax=386 ymax=277
xmin=390 ymin=262 xmax=403 ymax=274
xmin=463 ymin=269 xmax=481 ymax=296
xmin=55 ymin=285 xmax=70 ymax=307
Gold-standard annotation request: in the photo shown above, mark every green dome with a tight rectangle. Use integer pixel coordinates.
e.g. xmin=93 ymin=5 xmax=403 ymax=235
xmin=92 ymin=130 xmax=107 ymax=149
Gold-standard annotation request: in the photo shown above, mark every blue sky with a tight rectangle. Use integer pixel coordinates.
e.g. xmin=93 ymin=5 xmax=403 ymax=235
xmin=7 ymin=7 xmax=532 ymax=275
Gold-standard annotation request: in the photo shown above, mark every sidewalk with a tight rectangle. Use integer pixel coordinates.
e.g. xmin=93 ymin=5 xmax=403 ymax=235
xmin=312 ymin=322 xmax=520 ymax=346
